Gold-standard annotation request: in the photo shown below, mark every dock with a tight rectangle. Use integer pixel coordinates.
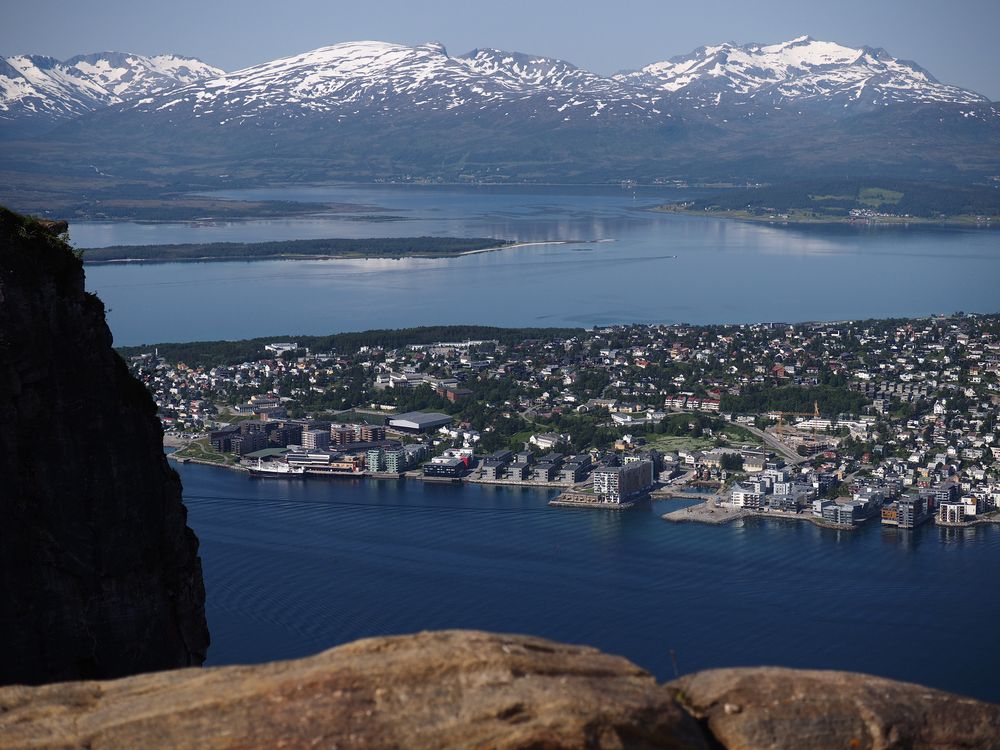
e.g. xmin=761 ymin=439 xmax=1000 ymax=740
xmin=548 ymin=489 xmax=648 ymax=510
xmin=661 ymin=498 xmax=749 ymax=525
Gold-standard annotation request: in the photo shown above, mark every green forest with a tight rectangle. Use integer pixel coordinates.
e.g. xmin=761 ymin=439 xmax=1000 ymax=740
xmin=675 ymin=180 xmax=1000 ymax=219
xmin=721 ymin=386 xmax=868 ymax=416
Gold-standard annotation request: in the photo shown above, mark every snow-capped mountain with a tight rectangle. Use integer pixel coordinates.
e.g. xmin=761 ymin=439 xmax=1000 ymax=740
xmin=616 ymin=36 xmax=989 ymax=108
xmin=116 ymin=36 xmax=991 ymax=128
xmin=128 ymin=41 xmax=658 ymax=124
xmin=0 ymin=51 xmax=222 ymax=133
xmin=4 ymin=37 xmax=996 ymax=185
xmin=5 ymin=37 xmax=991 ymax=136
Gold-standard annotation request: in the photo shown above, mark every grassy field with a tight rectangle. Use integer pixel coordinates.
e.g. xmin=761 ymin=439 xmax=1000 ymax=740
xmin=641 ymin=435 xmax=717 ymax=452
xmin=172 ymin=437 xmax=236 ymax=465
xmin=641 ymin=425 xmax=761 ymax=453
xmin=858 ymin=187 xmax=904 ymax=207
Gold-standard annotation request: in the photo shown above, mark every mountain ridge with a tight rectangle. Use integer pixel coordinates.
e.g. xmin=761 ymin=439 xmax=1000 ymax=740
xmin=0 ymin=50 xmax=222 ymax=135
xmin=1 ymin=37 xmax=997 ymax=189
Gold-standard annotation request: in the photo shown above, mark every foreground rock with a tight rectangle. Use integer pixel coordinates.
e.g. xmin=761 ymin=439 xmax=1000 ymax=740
xmin=0 ymin=630 xmax=708 ymax=750
xmin=0 ymin=207 xmax=208 ymax=684
xmin=671 ymin=667 xmax=1000 ymax=750
xmin=3 ymin=631 xmax=998 ymax=750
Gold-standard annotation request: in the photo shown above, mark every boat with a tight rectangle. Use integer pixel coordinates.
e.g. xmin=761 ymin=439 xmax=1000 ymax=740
xmin=246 ymin=459 xmax=305 ymax=478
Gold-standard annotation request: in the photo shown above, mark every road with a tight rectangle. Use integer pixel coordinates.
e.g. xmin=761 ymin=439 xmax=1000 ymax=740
xmin=739 ymin=422 xmax=805 ymax=464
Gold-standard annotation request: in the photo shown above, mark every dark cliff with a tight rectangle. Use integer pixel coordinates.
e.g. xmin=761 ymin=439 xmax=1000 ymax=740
xmin=0 ymin=207 xmax=208 ymax=684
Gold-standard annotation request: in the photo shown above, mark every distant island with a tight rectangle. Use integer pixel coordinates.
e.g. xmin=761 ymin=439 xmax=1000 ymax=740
xmin=82 ymin=236 xmax=514 ymax=264
xmin=655 ymin=180 xmax=1000 ymax=227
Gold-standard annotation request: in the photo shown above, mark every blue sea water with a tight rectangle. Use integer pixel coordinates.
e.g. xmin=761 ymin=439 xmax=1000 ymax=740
xmin=179 ymin=462 xmax=1000 ymax=702
xmin=86 ymin=182 xmax=998 ymax=701
xmin=75 ymin=184 xmax=1000 ymax=346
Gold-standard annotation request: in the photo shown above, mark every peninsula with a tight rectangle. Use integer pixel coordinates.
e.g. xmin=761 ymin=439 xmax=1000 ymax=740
xmin=83 ymin=236 xmax=513 ymax=264
xmin=655 ymin=179 xmax=1000 ymax=228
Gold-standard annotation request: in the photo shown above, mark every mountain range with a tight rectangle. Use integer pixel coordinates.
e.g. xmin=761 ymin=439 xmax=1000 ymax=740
xmin=0 ymin=52 xmax=222 ymax=135
xmin=1 ymin=37 xmax=997 ymax=190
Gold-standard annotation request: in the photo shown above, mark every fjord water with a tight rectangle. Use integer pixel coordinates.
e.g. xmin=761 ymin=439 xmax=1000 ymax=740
xmin=76 ymin=184 xmax=1000 ymax=346
xmin=180 ymin=462 xmax=1000 ymax=702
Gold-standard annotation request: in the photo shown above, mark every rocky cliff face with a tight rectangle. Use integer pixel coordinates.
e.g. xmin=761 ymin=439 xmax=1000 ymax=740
xmin=0 ymin=207 xmax=208 ymax=684
xmin=1 ymin=630 xmax=996 ymax=750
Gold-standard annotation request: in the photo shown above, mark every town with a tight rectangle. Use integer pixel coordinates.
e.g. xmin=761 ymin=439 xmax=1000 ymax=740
xmin=127 ymin=314 xmax=1000 ymax=530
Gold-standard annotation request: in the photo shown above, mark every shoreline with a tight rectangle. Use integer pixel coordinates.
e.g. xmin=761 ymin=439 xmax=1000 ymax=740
xmin=168 ymin=455 xmax=1000 ymax=530
xmin=458 ymin=240 xmax=572 ymax=256
xmin=81 ymin=240 xmax=548 ymax=266
xmin=651 ymin=205 xmax=998 ymax=229
xmin=662 ymin=498 xmax=857 ymax=530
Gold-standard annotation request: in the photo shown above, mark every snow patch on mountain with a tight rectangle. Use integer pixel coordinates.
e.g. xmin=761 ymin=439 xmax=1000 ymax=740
xmin=133 ymin=40 xmax=660 ymax=122
xmin=0 ymin=51 xmax=222 ymax=127
xmin=2 ymin=37 xmax=991 ymax=135
xmin=616 ymin=36 xmax=988 ymax=106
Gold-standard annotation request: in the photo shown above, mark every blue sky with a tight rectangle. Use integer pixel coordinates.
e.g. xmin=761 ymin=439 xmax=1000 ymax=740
xmin=4 ymin=0 xmax=999 ymax=98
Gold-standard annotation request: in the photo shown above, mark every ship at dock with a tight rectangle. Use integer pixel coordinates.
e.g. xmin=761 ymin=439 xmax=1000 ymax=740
xmin=246 ymin=459 xmax=306 ymax=478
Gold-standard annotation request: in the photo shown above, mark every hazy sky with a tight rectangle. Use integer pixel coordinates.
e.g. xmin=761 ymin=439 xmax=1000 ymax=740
xmin=4 ymin=0 xmax=999 ymax=98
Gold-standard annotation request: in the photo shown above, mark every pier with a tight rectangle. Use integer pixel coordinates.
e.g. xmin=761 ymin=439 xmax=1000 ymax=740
xmin=548 ymin=489 xmax=648 ymax=510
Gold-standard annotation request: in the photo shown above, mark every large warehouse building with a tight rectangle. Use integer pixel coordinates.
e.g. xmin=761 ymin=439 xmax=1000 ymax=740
xmin=387 ymin=411 xmax=453 ymax=433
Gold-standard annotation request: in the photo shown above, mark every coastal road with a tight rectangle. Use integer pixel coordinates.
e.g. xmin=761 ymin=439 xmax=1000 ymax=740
xmin=739 ymin=423 xmax=805 ymax=465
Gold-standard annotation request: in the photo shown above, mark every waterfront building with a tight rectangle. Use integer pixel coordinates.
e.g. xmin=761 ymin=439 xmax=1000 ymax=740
xmin=423 ymin=456 xmax=466 ymax=478
xmin=593 ymin=460 xmax=653 ymax=504
xmin=384 ymin=447 xmax=408 ymax=473
xmin=286 ymin=452 xmax=333 ymax=469
xmin=404 ymin=444 xmax=428 ymax=465
xmin=729 ymin=483 xmax=765 ymax=510
xmin=881 ymin=496 xmax=924 ymax=526
xmin=481 ymin=449 xmax=513 ymax=480
xmin=532 ymin=459 xmax=560 ymax=481
xmin=507 ymin=462 xmax=531 ymax=481
xmin=768 ymin=494 xmax=801 ymax=512
xmin=939 ymin=499 xmax=967 ymax=524
xmin=302 ymin=429 xmax=330 ymax=451
xmin=917 ymin=483 xmax=956 ymax=514
xmin=822 ymin=501 xmax=860 ymax=526
xmin=366 ymin=448 xmax=385 ymax=473
xmin=813 ymin=499 xmax=834 ymax=517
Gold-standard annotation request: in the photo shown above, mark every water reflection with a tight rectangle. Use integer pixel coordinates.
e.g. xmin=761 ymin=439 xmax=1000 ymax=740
xmin=937 ymin=525 xmax=979 ymax=545
xmin=78 ymin=184 xmax=1000 ymax=346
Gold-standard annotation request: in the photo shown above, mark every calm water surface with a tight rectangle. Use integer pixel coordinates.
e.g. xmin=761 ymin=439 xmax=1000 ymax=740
xmin=180 ymin=462 xmax=1000 ymax=702
xmin=74 ymin=184 xmax=1000 ymax=346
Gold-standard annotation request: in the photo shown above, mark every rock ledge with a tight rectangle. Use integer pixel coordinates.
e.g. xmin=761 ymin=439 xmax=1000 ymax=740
xmin=2 ymin=630 xmax=998 ymax=750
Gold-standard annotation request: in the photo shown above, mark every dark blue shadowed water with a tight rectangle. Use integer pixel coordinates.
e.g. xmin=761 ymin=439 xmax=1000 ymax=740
xmin=179 ymin=461 xmax=1000 ymax=702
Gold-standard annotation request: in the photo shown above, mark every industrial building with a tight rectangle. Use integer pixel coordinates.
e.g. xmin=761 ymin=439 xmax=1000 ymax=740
xmin=388 ymin=411 xmax=453 ymax=433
